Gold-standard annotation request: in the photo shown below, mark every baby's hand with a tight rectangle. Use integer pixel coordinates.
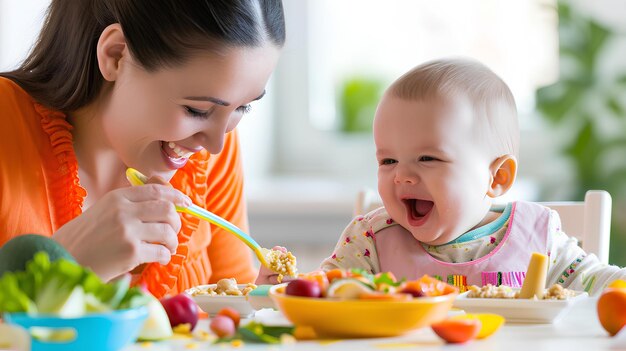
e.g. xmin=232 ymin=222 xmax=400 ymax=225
xmin=255 ymin=246 xmax=296 ymax=285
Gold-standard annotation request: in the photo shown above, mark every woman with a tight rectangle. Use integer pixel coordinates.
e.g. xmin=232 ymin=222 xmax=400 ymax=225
xmin=0 ymin=0 xmax=285 ymax=297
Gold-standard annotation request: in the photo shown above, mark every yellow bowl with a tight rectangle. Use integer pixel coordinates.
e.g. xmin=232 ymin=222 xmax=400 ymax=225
xmin=269 ymin=284 xmax=457 ymax=338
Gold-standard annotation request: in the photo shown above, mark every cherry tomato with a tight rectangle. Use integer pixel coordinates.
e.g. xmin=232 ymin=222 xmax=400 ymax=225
xmin=210 ymin=315 xmax=236 ymax=338
xmin=217 ymin=307 xmax=241 ymax=328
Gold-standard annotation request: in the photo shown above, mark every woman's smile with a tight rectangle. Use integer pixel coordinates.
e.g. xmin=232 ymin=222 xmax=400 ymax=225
xmin=160 ymin=141 xmax=198 ymax=169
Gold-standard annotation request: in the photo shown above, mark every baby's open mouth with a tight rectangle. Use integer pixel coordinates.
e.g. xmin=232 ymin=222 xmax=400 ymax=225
xmin=403 ymin=199 xmax=434 ymax=222
xmin=161 ymin=141 xmax=194 ymax=160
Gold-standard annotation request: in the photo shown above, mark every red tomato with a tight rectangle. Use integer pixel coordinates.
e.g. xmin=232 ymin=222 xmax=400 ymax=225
xmin=431 ymin=318 xmax=481 ymax=343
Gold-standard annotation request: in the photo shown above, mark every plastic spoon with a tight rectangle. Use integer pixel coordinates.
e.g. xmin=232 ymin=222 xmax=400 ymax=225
xmin=125 ymin=168 xmax=271 ymax=268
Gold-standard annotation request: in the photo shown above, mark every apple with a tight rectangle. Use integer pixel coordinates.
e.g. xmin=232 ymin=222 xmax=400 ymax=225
xmin=159 ymin=293 xmax=199 ymax=331
xmin=285 ymin=279 xmax=322 ymax=298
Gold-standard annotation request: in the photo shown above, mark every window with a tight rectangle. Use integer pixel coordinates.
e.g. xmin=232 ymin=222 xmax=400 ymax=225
xmin=244 ymin=0 xmax=557 ymax=201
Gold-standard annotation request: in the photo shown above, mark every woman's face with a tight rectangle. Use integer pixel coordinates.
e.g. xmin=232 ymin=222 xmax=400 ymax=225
xmin=100 ymin=43 xmax=280 ymax=181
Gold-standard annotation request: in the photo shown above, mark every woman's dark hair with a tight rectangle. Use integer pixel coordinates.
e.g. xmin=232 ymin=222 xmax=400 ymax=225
xmin=0 ymin=0 xmax=285 ymax=113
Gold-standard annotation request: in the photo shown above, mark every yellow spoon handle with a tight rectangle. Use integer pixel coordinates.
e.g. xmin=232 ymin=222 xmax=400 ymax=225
xmin=125 ymin=168 xmax=270 ymax=267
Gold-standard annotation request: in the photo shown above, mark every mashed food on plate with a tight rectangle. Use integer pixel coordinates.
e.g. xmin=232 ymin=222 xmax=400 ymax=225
xmin=187 ymin=278 xmax=257 ymax=296
xmin=466 ymin=283 xmax=575 ymax=300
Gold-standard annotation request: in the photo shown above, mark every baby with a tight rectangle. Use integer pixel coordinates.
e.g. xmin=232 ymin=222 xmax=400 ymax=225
xmin=321 ymin=58 xmax=625 ymax=295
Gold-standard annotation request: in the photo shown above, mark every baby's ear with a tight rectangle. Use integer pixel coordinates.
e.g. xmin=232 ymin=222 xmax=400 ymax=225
xmin=487 ymin=155 xmax=517 ymax=198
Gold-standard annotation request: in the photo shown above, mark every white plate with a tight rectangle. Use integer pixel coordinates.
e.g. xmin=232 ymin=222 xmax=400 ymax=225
xmin=453 ymin=289 xmax=588 ymax=323
xmin=185 ymin=284 xmax=256 ymax=318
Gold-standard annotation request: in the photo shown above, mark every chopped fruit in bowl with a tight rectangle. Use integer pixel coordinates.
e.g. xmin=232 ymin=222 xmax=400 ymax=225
xmin=326 ymin=278 xmax=375 ymax=299
xmin=269 ymin=270 xmax=458 ymax=338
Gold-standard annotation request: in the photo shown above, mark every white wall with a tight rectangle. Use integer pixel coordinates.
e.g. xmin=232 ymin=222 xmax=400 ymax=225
xmin=0 ymin=0 xmax=49 ymax=70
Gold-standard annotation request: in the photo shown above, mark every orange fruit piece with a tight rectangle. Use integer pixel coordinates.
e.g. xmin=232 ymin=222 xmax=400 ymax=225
xmin=325 ymin=269 xmax=346 ymax=283
xmin=431 ymin=318 xmax=481 ymax=343
xmin=451 ymin=313 xmax=505 ymax=339
xmin=405 ymin=275 xmax=458 ymax=297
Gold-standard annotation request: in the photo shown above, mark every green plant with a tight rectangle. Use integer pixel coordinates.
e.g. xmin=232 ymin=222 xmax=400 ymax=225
xmin=338 ymin=76 xmax=384 ymax=133
xmin=536 ymin=1 xmax=626 ymax=266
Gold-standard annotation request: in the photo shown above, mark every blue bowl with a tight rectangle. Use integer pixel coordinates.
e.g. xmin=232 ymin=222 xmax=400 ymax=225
xmin=3 ymin=307 xmax=148 ymax=351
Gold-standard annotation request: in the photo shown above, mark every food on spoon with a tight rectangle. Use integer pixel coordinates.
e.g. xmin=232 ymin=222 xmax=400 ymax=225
xmin=518 ymin=252 xmax=548 ymax=299
xmin=597 ymin=279 xmax=626 ymax=336
xmin=159 ymin=293 xmax=199 ymax=331
xmin=285 ymin=279 xmax=322 ymax=298
xmin=266 ymin=247 xmax=297 ymax=282
xmin=431 ymin=318 xmax=481 ymax=343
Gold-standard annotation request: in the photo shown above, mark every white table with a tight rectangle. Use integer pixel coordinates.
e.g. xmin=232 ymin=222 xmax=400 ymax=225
xmin=125 ymin=296 xmax=625 ymax=351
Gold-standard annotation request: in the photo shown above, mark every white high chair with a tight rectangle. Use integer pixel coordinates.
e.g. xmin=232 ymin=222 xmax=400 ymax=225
xmin=354 ymin=189 xmax=612 ymax=264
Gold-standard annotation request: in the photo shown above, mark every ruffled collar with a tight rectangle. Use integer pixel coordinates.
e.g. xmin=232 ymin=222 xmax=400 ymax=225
xmin=34 ymin=103 xmax=86 ymax=229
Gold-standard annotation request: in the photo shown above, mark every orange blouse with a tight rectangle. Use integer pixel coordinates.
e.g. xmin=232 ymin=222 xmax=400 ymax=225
xmin=0 ymin=77 xmax=256 ymax=297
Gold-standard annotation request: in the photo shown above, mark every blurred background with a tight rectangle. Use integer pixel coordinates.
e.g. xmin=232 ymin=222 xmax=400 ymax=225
xmin=1 ymin=0 xmax=625 ymax=272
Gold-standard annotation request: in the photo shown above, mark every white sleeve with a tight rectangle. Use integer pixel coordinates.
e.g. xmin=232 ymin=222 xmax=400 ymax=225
xmin=546 ymin=209 xmax=626 ymax=296
xmin=319 ymin=216 xmax=380 ymax=274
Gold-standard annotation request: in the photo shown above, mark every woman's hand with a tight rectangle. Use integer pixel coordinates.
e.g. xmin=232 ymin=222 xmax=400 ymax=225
xmin=255 ymin=246 xmax=296 ymax=285
xmin=53 ymin=182 xmax=191 ymax=282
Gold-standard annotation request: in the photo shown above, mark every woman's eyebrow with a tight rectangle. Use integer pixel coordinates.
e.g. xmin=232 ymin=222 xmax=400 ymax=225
xmin=184 ymin=96 xmax=230 ymax=106
xmin=184 ymin=90 xmax=266 ymax=106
